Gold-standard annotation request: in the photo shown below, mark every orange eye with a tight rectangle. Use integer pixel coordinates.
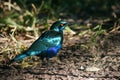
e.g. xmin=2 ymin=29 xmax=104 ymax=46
xmin=60 ymin=24 xmax=64 ymax=26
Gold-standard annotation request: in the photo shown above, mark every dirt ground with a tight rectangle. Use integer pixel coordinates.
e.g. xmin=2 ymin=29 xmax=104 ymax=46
xmin=0 ymin=19 xmax=120 ymax=80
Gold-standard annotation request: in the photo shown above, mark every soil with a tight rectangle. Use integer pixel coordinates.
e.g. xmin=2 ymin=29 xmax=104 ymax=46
xmin=0 ymin=22 xmax=120 ymax=80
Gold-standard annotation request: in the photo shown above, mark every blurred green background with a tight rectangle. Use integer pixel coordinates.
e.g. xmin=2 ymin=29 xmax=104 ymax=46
xmin=0 ymin=0 xmax=120 ymax=29
xmin=0 ymin=0 xmax=120 ymax=67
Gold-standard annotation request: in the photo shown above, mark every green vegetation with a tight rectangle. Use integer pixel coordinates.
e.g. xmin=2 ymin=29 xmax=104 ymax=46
xmin=0 ymin=0 xmax=120 ymax=67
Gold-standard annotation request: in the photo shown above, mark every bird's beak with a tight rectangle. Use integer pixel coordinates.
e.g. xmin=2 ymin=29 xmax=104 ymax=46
xmin=64 ymin=23 xmax=68 ymax=29
xmin=64 ymin=22 xmax=68 ymax=28
xmin=65 ymin=26 xmax=68 ymax=30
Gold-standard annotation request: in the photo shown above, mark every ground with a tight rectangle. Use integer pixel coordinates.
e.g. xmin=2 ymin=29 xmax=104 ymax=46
xmin=0 ymin=23 xmax=120 ymax=80
xmin=0 ymin=0 xmax=120 ymax=79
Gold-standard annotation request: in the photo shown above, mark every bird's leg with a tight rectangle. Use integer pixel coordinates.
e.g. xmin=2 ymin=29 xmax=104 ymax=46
xmin=40 ymin=56 xmax=49 ymax=67
xmin=40 ymin=57 xmax=46 ymax=66
xmin=46 ymin=57 xmax=50 ymax=66
xmin=42 ymin=57 xmax=52 ymax=68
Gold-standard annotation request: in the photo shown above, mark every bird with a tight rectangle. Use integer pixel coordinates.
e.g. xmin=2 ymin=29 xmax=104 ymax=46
xmin=9 ymin=20 xmax=67 ymax=64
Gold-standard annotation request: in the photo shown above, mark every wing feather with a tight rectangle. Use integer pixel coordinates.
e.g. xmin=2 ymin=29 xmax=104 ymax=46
xmin=27 ymin=30 xmax=63 ymax=52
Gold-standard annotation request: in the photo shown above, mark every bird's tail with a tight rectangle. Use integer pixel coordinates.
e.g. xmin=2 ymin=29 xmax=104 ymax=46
xmin=8 ymin=51 xmax=41 ymax=65
xmin=8 ymin=52 xmax=28 ymax=65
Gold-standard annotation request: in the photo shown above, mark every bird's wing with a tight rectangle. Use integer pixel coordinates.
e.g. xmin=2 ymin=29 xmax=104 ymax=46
xmin=28 ymin=30 xmax=63 ymax=52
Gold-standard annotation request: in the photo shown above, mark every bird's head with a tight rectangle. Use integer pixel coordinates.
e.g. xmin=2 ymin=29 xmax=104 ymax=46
xmin=50 ymin=20 xmax=67 ymax=32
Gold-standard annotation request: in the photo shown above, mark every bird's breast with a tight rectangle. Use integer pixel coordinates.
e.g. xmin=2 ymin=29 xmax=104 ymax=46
xmin=46 ymin=45 xmax=61 ymax=58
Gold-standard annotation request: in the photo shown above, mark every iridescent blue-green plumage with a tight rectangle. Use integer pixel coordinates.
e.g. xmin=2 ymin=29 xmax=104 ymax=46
xmin=10 ymin=20 xmax=67 ymax=63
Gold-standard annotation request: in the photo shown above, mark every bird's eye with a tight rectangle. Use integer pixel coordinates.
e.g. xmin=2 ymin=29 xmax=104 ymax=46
xmin=60 ymin=24 xmax=65 ymax=26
